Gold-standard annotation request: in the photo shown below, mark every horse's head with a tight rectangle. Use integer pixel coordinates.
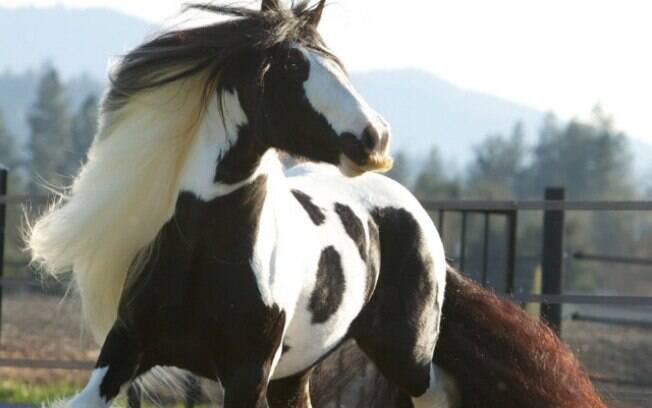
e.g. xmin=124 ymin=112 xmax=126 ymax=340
xmin=105 ymin=1 xmax=392 ymax=178
xmin=216 ymin=0 xmax=393 ymax=177
xmin=262 ymin=44 xmax=392 ymax=177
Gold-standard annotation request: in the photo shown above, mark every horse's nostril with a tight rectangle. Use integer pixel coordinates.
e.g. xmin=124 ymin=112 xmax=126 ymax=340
xmin=362 ymin=125 xmax=380 ymax=151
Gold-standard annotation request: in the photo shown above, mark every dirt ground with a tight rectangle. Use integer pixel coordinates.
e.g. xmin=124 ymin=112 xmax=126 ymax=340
xmin=0 ymin=291 xmax=97 ymax=385
xmin=1 ymin=292 xmax=651 ymax=407
xmin=563 ymin=320 xmax=652 ymax=408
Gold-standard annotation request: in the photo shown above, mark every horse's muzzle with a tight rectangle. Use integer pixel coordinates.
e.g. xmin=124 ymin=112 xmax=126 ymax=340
xmin=339 ymin=152 xmax=394 ymax=177
xmin=339 ymin=123 xmax=393 ymax=177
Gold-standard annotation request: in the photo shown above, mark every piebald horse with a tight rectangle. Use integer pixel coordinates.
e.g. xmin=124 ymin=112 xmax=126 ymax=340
xmin=29 ymin=2 xmax=606 ymax=408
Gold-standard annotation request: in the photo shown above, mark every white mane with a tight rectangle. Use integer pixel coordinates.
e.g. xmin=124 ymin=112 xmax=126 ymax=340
xmin=28 ymin=72 xmax=234 ymax=342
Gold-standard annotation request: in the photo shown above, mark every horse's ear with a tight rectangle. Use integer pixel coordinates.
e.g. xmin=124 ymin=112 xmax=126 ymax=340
xmin=308 ymin=0 xmax=326 ymax=27
xmin=261 ymin=0 xmax=280 ymax=11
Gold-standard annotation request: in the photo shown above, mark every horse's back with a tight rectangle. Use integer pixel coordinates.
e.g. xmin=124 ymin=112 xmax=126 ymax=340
xmin=286 ymin=163 xmax=426 ymax=215
xmin=286 ymin=162 xmax=444 ymax=265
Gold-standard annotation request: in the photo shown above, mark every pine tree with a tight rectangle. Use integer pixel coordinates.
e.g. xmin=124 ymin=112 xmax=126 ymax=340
xmin=466 ymin=121 xmax=526 ymax=199
xmin=386 ymin=150 xmax=410 ymax=186
xmin=27 ymin=67 xmax=71 ymax=192
xmin=413 ymin=147 xmax=460 ymax=200
xmin=0 ymin=109 xmax=18 ymax=168
xmin=526 ymin=108 xmax=633 ymax=201
xmin=67 ymin=94 xmax=98 ymax=175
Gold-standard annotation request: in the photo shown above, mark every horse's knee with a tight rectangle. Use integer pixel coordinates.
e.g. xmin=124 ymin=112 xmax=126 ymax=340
xmin=267 ymin=370 xmax=313 ymax=408
xmin=395 ymin=361 xmax=432 ymax=398
xmin=65 ymin=324 xmax=142 ymax=407
xmin=354 ymin=332 xmax=432 ymax=396
xmin=411 ymin=365 xmax=460 ymax=408
xmin=222 ymin=364 xmax=274 ymax=408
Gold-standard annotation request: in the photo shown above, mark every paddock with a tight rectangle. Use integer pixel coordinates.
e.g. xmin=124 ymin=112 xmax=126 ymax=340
xmin=0 ymin=174 xmax=651 ymax=407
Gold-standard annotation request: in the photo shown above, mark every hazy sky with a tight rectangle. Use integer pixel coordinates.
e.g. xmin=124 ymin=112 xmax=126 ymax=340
xmin=3 ymin=0 xmax=652 ymax=141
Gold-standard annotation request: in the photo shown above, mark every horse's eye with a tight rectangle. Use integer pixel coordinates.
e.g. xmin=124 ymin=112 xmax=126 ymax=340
xmin=284 ymin=49 xmax=305 ymax=73
xmin=284 ymin=61 xmax=299 ymax=71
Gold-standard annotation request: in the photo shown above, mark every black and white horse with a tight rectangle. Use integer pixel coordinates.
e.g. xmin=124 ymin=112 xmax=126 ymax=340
xmin=29 ymin=2 xmax=605 ymax=408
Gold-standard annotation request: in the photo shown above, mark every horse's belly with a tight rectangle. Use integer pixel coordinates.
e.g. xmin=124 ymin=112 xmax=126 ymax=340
xmin=272 ymin=308 xmax=358 ymax=379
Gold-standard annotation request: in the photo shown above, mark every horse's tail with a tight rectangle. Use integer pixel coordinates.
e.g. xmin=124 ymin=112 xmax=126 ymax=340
xmin=431 ymin=266 xmax=606 ymax=408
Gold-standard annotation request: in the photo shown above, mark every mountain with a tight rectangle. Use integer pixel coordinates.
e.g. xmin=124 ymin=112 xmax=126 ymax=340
xmin=0 ymin=6 xmax=155 ymax=79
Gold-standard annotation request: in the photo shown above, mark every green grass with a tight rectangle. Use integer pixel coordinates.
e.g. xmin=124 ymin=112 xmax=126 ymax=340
xmin=0 ymin=381 xmax=79 ymax=404
xmin=0 ymin=382 xmax=213 ymax=407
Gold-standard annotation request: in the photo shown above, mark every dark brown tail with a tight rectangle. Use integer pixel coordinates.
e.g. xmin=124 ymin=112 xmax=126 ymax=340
xmin=434 ymin=267 xmax=606 ymax=408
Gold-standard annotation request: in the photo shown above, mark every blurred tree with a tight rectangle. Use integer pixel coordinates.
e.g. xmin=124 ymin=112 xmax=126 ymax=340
xmin=386 ymin=150 xmax=410 ymax=186
xmin=66 ymin=94 xmax=98 ymax=175
xmin=461 ymin=123 xmax=528 ymax=289
xmin=0 ymin=108 xmax=29 ymax=273
xmin=27 ymin=67 xmax=71 ymax=193
xmin=521 ymin=107 xmax=636 ymax=291
xmin=0 ymin=108 xmax=27 ymax=193
xmin=455 ymin=108 xmax=639 ymax=293
xmin=466 ymin=121 xmax=526 ymax=199
xmin=0 ymin=108 xmax=18 ymax=167
xmin=524 ymin=108 xmax=633 ymax=201
xmin=413 ymin=147 xmax=460 ymax=200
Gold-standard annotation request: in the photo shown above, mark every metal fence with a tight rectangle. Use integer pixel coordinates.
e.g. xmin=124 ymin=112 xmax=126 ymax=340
xmin=1 ymin=169 xmax=651 ymax=406
xmin=422 ymin=187 xmax=652 ymax=333
xmin=423 ymin=187 xmax=652 ymax=405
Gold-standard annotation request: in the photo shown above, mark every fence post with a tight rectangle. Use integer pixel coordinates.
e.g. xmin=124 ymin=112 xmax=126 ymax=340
xmin=481 ymin=212 xmax=490 ymax=286
xmin=459 ymin=212 xmax=468 ymax=272
xmin=0 ymin=167 xmax=7 ymax=342
xmin=505 ymin=210 xmax=518 ymax=293
xmin=540 ymin=187 xmax=565 ymax=335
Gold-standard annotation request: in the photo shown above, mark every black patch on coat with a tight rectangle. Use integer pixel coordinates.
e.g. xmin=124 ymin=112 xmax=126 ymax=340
xmin=334 ymin=203 xmax=366 ymax=261
xmin=267 ymin=368 xmax=314 ymax=408
xmin=365 ymin=219 xmax=381 ymax=302
xmin=98 ymin=176 xmax=287 ymax=406
xmin=309 ymin=246 xmax=345 ymax=324
xmin=291 ymin=190 xmax=326 ymax=225
xmin=334 ymin=203 xmax=379 ymax=302
xmin=214 ymin=123 xmax=266 ymax=185
xmin=340 ymin=132 xmax=372 ymax=167
xmin=350 ymin=207 xmax=439 ymax=398
xmin=97 ymin=324 xmax=142 ymax=401
xmin=282 ymin=344 xmax=291 ymax=354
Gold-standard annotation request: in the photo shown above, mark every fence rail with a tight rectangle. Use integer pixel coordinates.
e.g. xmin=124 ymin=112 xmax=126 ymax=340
xmin=422 ymin=199 xmax=652 ymax=211
xmin=574 ymin=251 xmax=652 ymax=266
xmin=425 ymin=187 xmax=652 ymax=333
xmin=0 ymin=358 xmax=93 ymax=370
xmin=507 ymin=294 xmax=652 ymax=306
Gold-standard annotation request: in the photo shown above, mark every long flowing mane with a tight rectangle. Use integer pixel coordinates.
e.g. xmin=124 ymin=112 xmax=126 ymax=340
xmin=28 ymin=2 xmax=329 ymax=342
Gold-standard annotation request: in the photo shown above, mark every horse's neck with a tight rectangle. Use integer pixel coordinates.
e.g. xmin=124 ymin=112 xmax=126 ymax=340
xmin=179 ymin=90 xmax=286 ymax=203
